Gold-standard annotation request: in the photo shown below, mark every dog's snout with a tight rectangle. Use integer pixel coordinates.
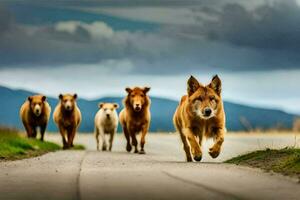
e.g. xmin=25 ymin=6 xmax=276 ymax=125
xmin=204 ymin=108 xmax=212 ymax=116
xmin=134 ymin=105 xmax=141 ymax=112
xmin=134 ymin=104 xmax=141 ymax=111
xmin=106 ymin=113 xmax=110 ymax=118
xmin=34 ymin=105 xmax=41 ymax=116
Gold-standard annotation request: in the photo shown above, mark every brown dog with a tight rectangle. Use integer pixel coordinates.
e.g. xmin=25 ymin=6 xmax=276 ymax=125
xmin=173 ymin=75 xmax=226 ymax=162
xmin=53 ymin=93 xmax=81 ymax=149
xmin=119 ymin=87 xmax=151 ymax=154
xmin=19 ymin=95 xmax=51 ymax=141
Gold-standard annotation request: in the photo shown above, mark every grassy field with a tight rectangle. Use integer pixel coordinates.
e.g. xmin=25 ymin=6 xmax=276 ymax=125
xmin=0 ymin=129 xmax=84 ymax=161
xmin=226 ymin=148 xmax=300 ymax=180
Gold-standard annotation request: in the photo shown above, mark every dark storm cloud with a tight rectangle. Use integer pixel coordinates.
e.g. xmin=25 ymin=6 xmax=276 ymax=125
xmin=6 ymin=0 xmax=215 ymax=7
xmin=0 ymin=5 xmax=173 ymax=67
xmin=195 ymin=0 xmax=300 ymax=50
xmin=0 ymin=5 xmax=13 ymax=34
xmin=1 ymin=0 xmax=300 ymax=73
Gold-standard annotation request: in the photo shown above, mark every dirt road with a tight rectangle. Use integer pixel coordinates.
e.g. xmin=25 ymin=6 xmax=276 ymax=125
xmin=0 ymin=133 xmax=299 ymax=200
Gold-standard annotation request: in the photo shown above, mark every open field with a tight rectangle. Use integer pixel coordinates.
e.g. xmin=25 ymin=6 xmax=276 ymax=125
xmin=0 ymin=132 xmax=300 ymax=200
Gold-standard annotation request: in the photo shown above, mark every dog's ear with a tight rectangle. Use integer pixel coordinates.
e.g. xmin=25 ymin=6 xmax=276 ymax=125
xmin=209 ymin=75 xmax=222 ymax=96
xmin=73 ymin=93 xmax=78 ymax=100
xmin=125 ymin=87 xmax=132 ymax=94
xmin=41 ymin=96 xmax=46 ymax=102
xmin=143 ymin=87 xmax=150 ymax=94
xmin=28 ymin=96 xmax=33 ymax=102
xmin=113 ymin=103 xmax=119 ymax=109
xmin=98 ymin=102 xmax=104 ymax=109
xmin=59 ymin=94 xmax=63 ymax=100
xmin=187 ymin=75 xmax=200 ymax=96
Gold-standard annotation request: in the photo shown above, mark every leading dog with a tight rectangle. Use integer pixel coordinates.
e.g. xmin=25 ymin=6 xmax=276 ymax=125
xmin=173 ymin=75 xmax=226 ymax=162
xmin=119 ymin=87 xmax=151 ymax=154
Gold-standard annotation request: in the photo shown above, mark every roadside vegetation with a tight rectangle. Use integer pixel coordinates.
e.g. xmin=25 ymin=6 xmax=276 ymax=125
xmin=0 ymin=127 xmax=84 ymax=161
xmin=226 ymin=148 xmax=300 ymax=181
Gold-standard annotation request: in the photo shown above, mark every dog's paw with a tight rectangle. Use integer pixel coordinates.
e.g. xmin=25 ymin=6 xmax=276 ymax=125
xmin=102 ymin=146 xmax=107 ymax=151
xmin=139 ymin=149 xmax=146 ymax=154
xmin=134 ymin=149 xmax=139 ymax=154
xmin=193 ymin=155 xmax=202 ymax=162
xmin=63 ymin=144 xmax=69 ymax=150
xmin=209 ymin=147 xmax=220 ymax=158
xmin=126 ymin=144 xmax=132 ymax=152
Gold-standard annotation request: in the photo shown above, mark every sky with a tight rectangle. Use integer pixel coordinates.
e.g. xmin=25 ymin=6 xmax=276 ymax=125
xmin=0 ymin=0 xmax=300 ymax=114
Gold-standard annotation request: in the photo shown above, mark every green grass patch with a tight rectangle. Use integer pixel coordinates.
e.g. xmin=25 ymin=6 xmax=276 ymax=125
xmin=71 ymin=144 xmax=85 ymax=150
xmin=226 ymin=148 xmax=300 ymax=180
xmin=0 ymin=130 xmax=60 ymax=161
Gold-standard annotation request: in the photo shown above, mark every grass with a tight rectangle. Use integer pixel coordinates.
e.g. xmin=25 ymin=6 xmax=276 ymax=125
xmin=72 ymin=144 xmax=85 ymax=150
xmin=226 ymin=148 xmax=300 ymax=180
xmin=0 ymin=128 xmax=85 ymax=161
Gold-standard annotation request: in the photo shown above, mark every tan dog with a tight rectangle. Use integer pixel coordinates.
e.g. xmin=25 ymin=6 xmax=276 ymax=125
xmin=94 ymin=102 xmax=119 ymax=151
xmin=53 ymin=93 xmax=81 ymax=149
xmin=173 ymin=75 xmax=226 ymax=162
xmin=20 ymin=95 xmax=51 ymax=141
xmin=119 ymin=87 xmax=151 ymax=154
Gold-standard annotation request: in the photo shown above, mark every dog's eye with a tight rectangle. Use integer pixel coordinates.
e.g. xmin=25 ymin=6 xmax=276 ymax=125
xmin=197 ymin=97 xmax=202 ymax=102
xmin=210 ymin=96 xmax=215 ymax=101
xmin=131 ymin=95 xmax=135 ymax=98
xmin=141 ymin=94 xmax=145 ymax=97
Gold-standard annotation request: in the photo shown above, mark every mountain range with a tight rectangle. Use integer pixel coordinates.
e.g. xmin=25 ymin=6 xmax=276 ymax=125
xmin=0 ymin=86 xmax=297 ymax=133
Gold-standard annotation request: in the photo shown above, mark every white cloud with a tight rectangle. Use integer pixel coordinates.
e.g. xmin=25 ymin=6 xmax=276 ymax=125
xmin=55 ymin=21 xmax=114 ymax=39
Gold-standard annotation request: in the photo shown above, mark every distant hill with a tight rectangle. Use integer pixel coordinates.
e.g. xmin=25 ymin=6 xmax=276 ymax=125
xmin=0 ymin=86 xmax=297 ymax=132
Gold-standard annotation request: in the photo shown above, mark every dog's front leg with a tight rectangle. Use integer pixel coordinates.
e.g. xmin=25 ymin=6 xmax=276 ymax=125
xmin=59 ymin=126 xmax=68 ymax=149
xmin=95 ymin=127 xmax=100 ymax=151
xmin=183 ymin=128 xmax=202 ymax=161
xmin=209 ymin=128 xmax=225 ymax=158
xmin=179 ymin=131 xmax=193 ymax=162
xmin=140 ymin=123 xmax=149 ymax=154
xmin=108 ymin=129 xmax=116 ymax=151
xmin=130 ymin=130 xmax=139 ymax=153
xmin=123 ymin=126 xmax=132 ymax=152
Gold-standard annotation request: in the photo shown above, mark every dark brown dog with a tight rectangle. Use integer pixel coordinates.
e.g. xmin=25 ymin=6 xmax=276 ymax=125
xmin=19 ymin=95 xmax=51 ymax=141
xmin=119 ymin=87 xmax=151 ymax=154
xmin=53 ymin=94 xmax=81 ymax=149
xmin=173 ymin=75 xmax=226 ymax=162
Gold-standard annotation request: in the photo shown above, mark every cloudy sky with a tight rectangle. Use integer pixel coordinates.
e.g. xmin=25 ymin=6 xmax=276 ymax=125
xmin=0 ymin=0 xmax=300 ymax=114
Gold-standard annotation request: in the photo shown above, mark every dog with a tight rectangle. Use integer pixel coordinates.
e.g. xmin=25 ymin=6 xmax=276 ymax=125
xmin=94 ymin=102 xmax=119 ymax=151
xmin=173 ymin=75 xmax=226 ymax=162
xmin=53 ymin=93 xmax=81 ymax=149
xmin=20 ymin=95 xmax=51 ymax=141
xmin=119 ymin=87 xmax=151 ymax=154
